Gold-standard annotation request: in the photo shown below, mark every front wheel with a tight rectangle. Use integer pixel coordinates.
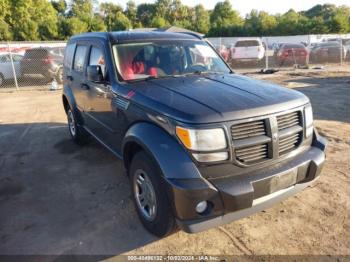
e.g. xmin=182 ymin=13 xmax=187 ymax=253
xmin=67 ymin=108 xmax=87 ymax=145
xmin=129 ymin=151 xmax=176 ymax=237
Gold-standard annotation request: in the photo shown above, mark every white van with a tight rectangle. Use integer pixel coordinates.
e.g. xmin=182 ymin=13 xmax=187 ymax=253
xmin=230 ymin=38 xmax=265 ymax=62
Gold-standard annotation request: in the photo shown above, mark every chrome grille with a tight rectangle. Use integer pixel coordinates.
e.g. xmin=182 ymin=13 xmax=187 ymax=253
xmin=232 ymin=120 xmax=269 ymax=164
xmin=277 ymin=110 xmax=303 ymax=156
xmin=231 ymin=120 xmax=266 ymax=139
xmin=231 ymin=110 xmax=304 ymax=165
xmin=279 ymin=133 xmax=301 ymax=155
xmin=236 ymin=143 xmax=268 ymax=164
xmin=277 ymin=111 xmax=301 ymax=130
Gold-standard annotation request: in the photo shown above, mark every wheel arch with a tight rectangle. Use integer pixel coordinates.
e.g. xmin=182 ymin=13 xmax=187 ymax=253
xmin=62 ymin=94 xmax=69 ymax=114
xmin=122 ymin=122 xmax=202 ymax=180
xmin=62 ymin=86 xmax=84 ymax=125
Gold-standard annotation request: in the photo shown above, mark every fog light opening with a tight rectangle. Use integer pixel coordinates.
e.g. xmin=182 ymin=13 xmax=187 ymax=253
xmin=195 ymin=201 xmax=208 ymax=214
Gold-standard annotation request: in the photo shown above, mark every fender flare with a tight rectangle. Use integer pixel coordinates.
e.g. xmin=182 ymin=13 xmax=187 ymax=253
xmin=122 ymin=122 xmax=203 ymax=180
xmin=62 ymin=85 xmax=84 ymax=124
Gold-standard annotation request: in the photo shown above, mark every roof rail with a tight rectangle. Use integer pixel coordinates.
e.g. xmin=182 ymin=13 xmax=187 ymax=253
xmin=176 ymin=31 xmax=203 ymax=40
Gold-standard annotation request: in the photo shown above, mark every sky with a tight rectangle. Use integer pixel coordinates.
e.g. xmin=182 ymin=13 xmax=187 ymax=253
xmin=105 ymin=0 xmax=350 ymax=16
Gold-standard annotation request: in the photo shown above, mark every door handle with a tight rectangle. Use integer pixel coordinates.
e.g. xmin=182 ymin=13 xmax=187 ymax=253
xmin=66 ymin=75 xmax=73 ymax=81
xmin=80 ymin=83 xmax=90 ymax=90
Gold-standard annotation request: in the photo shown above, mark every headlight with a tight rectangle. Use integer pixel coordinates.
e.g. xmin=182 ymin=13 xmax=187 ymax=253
xmin=304 ymin=104 xmax=313 ymax=138
xmin=176 ymin=126 xmax=228 ymax=162
xmin=176 ymin=126 xmax=227 ymax=151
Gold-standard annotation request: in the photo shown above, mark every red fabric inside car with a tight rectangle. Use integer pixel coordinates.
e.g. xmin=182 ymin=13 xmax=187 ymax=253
xmin=121 ymin=61 xmax=147 ymax=80
xmin=132 ymin=61 xmax=145 ymax=74
xmin=148 ymin=67 xmax=158 ymax=77
xmin=123 ymin=67 xmax=134 ymax=80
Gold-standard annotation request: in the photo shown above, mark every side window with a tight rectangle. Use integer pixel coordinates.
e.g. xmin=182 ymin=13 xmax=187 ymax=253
xmin=89 ymin=46 xmax=106 ymax=76
xmin=50 ymin=49 xmax=58 ymax=56
xmin=0 ymin=56 xmax=8 ymax=63
xmin=64 ymin=43 xmax=76 ymax=69
xmin=73 ymin=45 xmax=87 ymax=73
xmin=189 ymin=46 xmax=207 ymax=65
xmin=12 ymin=55 xmax=23 ymax=62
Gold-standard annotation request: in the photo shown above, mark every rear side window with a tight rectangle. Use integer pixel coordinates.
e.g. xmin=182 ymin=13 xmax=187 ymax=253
xmin=235 ymin=40 xmax=260 ymax=47
xmin=64 ymin=43 xmax=76 ymax=69
xmin=24 ymin=49 xmax=48 ymax=58
xmin=12 ymin=55 xmax=22 ymax=62
xmin=0 ymin=55 xmax=9 ymax=63
xmin=73 ymin=45 xmax=87 ymax=72
xmin=50 ymin=48 xmax=62 ymax=56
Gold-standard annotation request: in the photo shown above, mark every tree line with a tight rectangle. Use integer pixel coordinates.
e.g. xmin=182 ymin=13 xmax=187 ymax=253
xmin=0 ymin=0 xmax=350 ymax=41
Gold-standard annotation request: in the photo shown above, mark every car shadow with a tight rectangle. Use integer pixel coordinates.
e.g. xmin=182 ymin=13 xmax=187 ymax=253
xmin=0 ymin=122 xmax=160 ymax=257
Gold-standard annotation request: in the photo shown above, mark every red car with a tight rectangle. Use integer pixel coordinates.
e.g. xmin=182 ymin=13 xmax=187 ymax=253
xmin=215 ymin=45 xmax=230 ymax=62
xmin=276 ymin=44 xmax=309 ymax=66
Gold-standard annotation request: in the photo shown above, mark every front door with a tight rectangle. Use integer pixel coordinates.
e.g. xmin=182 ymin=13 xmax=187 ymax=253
xmin=84 ymin=44 xmax=121 ymax=152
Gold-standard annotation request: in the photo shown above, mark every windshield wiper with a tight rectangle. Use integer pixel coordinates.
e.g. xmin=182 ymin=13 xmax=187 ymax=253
xmin=125 ymin=75 xmax=159 ymax=83
xmin=183 ymin=70 xmax=222 ymax=76
xmin=125 ymin=74 xmax=183 ymax=83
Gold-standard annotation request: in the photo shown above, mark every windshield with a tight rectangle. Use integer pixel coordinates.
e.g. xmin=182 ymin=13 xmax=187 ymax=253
xmin=113 ymin=40 xmax=230 ymax=81
xmin=235 ymin=40 xmax=260 ymax=47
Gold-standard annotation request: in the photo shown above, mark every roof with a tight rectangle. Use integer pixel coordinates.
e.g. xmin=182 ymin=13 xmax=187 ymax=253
xmin=110 ymin=31 xmax=200 ymax=42
xmin=132 ymin=26 xmax=204 ymax=38
xmin=70 ymin=31 xmax=201 ymax=43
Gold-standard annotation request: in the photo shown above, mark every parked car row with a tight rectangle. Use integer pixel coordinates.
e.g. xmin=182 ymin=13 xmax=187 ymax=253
xmin=0 ymin=46 xmax=65 ymax=86
xmin=214 ymin=38 xmax=350 ymax=68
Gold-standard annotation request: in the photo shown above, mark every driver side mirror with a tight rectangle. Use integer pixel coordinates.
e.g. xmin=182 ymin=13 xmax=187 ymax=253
xmin=87 ymin=65 xmax=104 ymax=82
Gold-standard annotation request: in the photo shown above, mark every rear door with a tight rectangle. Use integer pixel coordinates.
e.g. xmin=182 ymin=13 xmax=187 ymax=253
xmin=11 ymin=54 xmax=22 ymax=77
xmin=0 ymin=55 xmax=12 ymax=79
xmin=67 ymin=43 xmax=89 ymax=112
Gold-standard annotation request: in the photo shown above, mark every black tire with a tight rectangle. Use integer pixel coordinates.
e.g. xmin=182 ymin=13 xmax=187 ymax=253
xmin=0 ymin=74 xmax=4 ymax=87
xmin=56 ymin=67 xmax=63 ymax=84
xmin=67 ymin=107 xmax=88 ymax=145
xmin=129 ymin=151 xmax=175 ymax=237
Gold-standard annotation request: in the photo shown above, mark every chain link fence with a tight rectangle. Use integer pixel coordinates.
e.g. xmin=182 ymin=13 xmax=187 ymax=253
xmin=1 ymin=34 xmax=349 ymax=90
xmin=208 ymin=33 xmax=350 ymax=72
xmin=0 ymin=41 xmax=66 ymax=90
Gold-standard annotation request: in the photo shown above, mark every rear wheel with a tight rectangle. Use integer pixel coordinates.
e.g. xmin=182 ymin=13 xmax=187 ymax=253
xmin=67 ymin=107 xmax=87 ymax=145
xmin=0 ymin=74 xmax=4 ymax=86
xmin=129 ymin=151 xmax=175 ymax=237
xmin=56 ymin=68 xmax=63 ymax=84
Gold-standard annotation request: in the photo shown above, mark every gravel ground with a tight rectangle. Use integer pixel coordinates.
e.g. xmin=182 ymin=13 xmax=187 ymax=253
xmin=0 ymin=68 xmax=349 ymax=258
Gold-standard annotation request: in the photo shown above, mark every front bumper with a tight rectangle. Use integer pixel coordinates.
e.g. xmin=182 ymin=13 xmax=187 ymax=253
xmin=166 ymin=131 xmax=327 ymax=233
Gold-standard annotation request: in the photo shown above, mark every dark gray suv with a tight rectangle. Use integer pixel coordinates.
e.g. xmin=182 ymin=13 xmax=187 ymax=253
xmin=62 ymin=31 xmax=327 ymax=237
xmin=21 ymin=47 xmax=65 ymax=83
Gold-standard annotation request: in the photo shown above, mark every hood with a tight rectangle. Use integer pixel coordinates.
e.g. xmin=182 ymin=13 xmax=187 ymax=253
xmin=129 ymin=73 xmax=309 ymax=124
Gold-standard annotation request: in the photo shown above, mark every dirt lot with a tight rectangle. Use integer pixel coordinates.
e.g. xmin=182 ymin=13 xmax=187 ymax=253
xmin=0 ymin=68 xmax=349 ymax=258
